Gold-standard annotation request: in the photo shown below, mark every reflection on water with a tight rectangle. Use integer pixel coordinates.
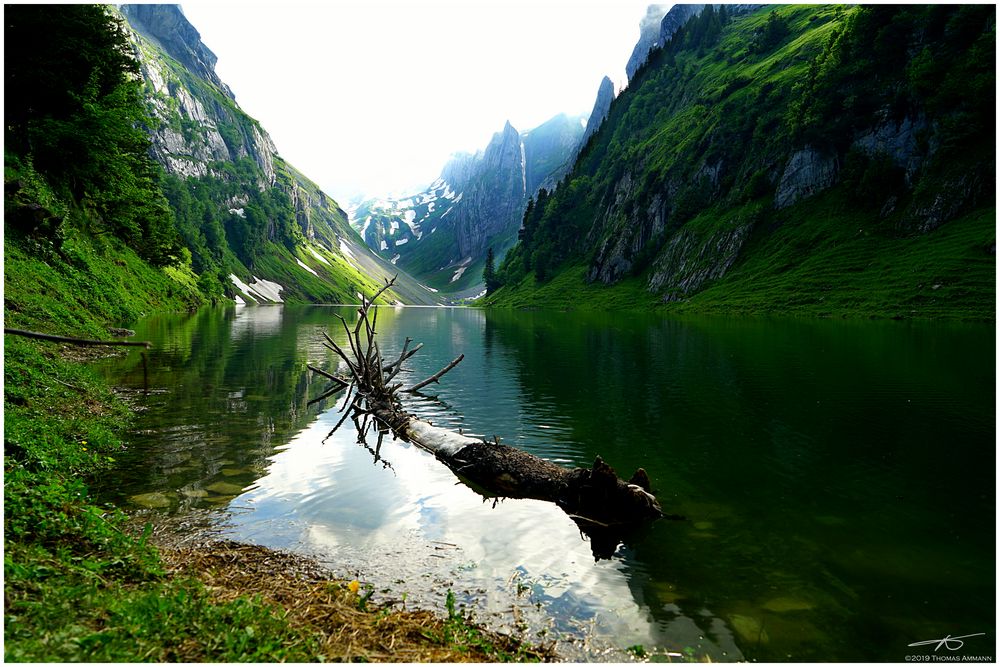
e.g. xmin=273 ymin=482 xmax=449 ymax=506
xmin=98 ymin=306 xmax=995 ymax=661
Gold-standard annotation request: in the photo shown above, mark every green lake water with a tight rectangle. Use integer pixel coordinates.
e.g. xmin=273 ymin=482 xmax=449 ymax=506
xmin=97 ymin=305 xmax=995 ymax=661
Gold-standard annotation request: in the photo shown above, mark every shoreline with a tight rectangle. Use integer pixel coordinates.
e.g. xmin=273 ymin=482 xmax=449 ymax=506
xmin=3 ymin=333 xmax=555 ymax=662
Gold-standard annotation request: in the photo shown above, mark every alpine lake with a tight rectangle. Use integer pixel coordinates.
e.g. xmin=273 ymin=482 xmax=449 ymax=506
xmin=95 ymin=304 xmax=995 ymax=662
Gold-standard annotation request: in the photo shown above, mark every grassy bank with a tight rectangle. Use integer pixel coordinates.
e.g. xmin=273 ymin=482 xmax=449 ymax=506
xmin=483 ymin=194 xmax=995 ymax=322
xmin=3 ymin=234 xmax=547 ymax=662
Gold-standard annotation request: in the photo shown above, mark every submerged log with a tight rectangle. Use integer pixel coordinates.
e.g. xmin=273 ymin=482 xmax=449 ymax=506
xmin=311 ymin=278 xmax=667 ymax=556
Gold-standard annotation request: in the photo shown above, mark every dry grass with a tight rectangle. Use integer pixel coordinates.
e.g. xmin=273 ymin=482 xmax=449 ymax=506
xmin=160 ymin=540 xmax=556 ymax=662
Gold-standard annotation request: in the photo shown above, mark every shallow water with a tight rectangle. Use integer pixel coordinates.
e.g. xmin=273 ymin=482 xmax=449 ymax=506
xmin=97 ymin=305 xmax=995 ymax=661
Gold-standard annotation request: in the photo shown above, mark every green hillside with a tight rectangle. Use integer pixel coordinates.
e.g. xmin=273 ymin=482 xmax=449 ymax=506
xmin=486 ymin=5 xmax=995 ymax=320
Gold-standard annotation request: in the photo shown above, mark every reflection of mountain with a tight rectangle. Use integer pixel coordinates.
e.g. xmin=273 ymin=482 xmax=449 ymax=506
xmin=95 ymin=306 xmax=355 ymax=511
xmin=230 ymin=304 xmax=284 ymax=338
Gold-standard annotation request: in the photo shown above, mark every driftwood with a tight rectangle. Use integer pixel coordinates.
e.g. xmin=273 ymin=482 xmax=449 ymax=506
xmin=4 ymin=327 xmax=151 ymax=348
xmin=309 ymin=278 xmax=665 ymax=558
xmin=5 ymin=327 xmax=151 ymax=392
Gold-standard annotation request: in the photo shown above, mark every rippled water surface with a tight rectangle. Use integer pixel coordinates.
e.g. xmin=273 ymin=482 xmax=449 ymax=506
xmin=97 ymin=306 xmax=995 ymax=661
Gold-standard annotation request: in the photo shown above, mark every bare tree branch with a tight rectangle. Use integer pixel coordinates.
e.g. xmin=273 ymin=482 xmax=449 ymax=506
xmin=404 ymin=354 xmax=465 ymax=393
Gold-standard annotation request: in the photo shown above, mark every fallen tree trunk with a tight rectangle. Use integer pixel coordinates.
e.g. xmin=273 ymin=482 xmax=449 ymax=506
xmin=371 ymin=407 xmax=661 ymax=526
xmin=311 ymin=279 xmax=665 ymax=556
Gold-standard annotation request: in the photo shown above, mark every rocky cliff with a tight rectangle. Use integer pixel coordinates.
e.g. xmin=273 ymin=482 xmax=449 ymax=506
xmin=625 ymin=5 xmax=673 ymax=81
xmin=580 ymin=76 xmax=615 ymax=146
xmin=353 ymin=113 xmax=584 ymax=293
xmin=626 ymin=4 xmax=705 ymax=81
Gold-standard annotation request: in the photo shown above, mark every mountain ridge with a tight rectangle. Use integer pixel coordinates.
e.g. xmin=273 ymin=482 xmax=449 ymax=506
xmin=486 ymin=4 xmax=995 ymax=320
xmin=351 ymin=111 xmax=586 ymax=296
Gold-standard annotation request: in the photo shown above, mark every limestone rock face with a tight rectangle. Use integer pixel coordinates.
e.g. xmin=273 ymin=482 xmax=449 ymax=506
xmin=853 ymin=114 xmax=930 ymax=183
xmin=353 ymin=113 xmax=583 ymax=288
xmin=647 ymin=218 xmax=754 ymax=301
xmin=625 ymin=4 xmax=674 ymax=81
xmin=454 ymin=121 xmax=526 ymax=259
xmin=119 ymin=5 xmax=233 ymax=98
xmin=625 ymin=4 xmax=706 ymax=81
xmin=121 ymin=4 xmax=277 ymax=187
xmin=774 ymin=148 xmax=839 ymax=209
xmin=581 ymin=76 xmax=615 ymax=145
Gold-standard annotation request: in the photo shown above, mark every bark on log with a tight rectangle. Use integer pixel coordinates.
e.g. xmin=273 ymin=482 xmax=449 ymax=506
xmin=370 ymin=406 xmax=663 ymax=527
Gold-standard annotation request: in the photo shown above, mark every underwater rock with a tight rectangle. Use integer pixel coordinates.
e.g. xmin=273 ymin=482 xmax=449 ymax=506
xmin=729 ymin=614 xmax=770 ymax=644
xmin=762 ymin=596 xmax=816 ymax=613
xmin=206 ymin=481 xmax=245 ymax=495
xmin=130 ymin=491 xmax=173 ymax=508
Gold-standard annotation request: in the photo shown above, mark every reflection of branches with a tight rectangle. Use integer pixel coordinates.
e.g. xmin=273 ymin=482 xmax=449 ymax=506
xmin=352 ymin=409 xmax=394 ymax=471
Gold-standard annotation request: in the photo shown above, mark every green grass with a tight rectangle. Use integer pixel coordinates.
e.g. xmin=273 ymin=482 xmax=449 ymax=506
xmin=483 ymin=264 xmax=660 ymax=310
xmin=4 ymin=230 xmax=203 ymax=337
xmin=492 ymin=5 xmax=994 ymax=322
xmin=677 ymin=196 xmax=995 ymax=321
xmin=245 ymin=241 xmax=389 ymax=304
xmin=486 ymin=192 xmax=995 ymax=321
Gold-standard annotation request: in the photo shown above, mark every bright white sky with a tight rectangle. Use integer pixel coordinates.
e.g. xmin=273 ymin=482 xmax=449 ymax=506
xmin=180 ymin=1 xmax=659 ymax=203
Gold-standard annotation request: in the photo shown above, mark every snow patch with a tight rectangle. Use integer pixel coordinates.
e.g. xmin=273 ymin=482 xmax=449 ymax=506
xmin=229 ymin=274 xmax=256 ymax=300
xmin=453 ymin=192 xmax=463 ymax=203
xmin=427 ymin=201 xmax=435 ymax=213
xmin=380 ymin=239 xmax=388 ymax=251
xmin=420 ymin=284 xmax=439 ymax=293
xmin=309 ymin=246 xmax=331 ymax=265
xmin=228 ymin=274 xmax=284 ymax=303
xmin=389 ymin=218 xmax=399 ymax=234
xmin=234 ymin=294 xmax=246 ymax=306
xmin=337 ymin=240 xmax=354 ymax=259
xmin=440 ymin=207 xmax=454 ymax=218
xmin=391 ymin=254 xmax=401 ymax=265
xmin=360 ymin=215 xmax=372 ymax=236
xmin=450 ymin=266 xmax=467 ymax=283
xmin=296 ymin=258 xmax=318 ymax=276
xmin=249 ymin=276 xmax=284 ymax=302
xmin=473 ymin=289 xmax=487 ymax=299
xmin=395 ymin=238 xmax=409 ymax=246
xmin=229 ymin=207 xmax=246 ymax=218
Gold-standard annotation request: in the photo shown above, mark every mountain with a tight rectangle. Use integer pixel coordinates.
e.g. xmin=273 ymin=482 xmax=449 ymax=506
xmin=352 ymin=113 xmax=585 ymax=295
xmin=119 ymin=4 xmax=438 ymax=306
xmin=487 ymin=5 xmax=995 ymax=320
xmin=580 ymin=76 xmax=615 ymax=147
xmin=625 ymin=4 xmax=707 ymax=82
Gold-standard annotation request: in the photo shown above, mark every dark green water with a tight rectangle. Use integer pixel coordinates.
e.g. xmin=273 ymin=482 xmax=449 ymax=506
xmin=98 ymin=305 xmax=995 ymax=661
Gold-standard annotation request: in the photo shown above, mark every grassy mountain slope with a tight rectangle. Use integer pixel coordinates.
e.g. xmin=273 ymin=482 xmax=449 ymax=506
xmin=486 ymin=5 xmax=995 ymax=320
